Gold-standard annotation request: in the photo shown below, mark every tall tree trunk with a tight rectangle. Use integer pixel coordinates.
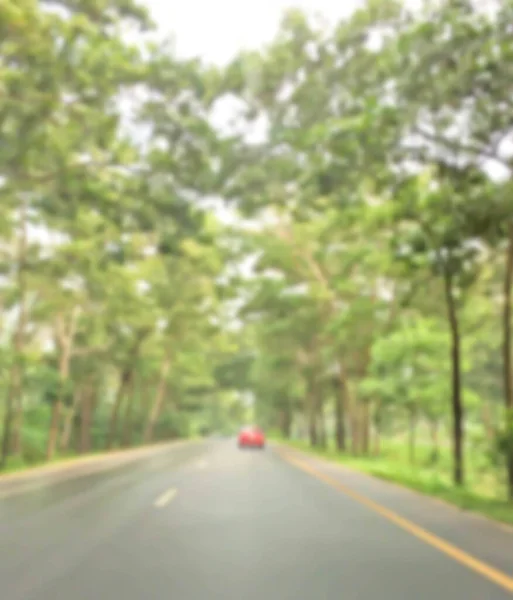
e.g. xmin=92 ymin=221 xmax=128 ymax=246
xmin=59 ymin=408 xmax=74 ymax=454
xmin=138 ymin=377 xmax=151 ymax=424
xmin=481 ymin=401 xmax=495 ymax=444
xmin=1 ymin=203 xmax=29 ymax=468
xmin=306 ymin=374 xmax=318 ymax=447
xmin=10 ymin=390 xmax=24 ymax=456
xmin=2 ymin=364 xmax=24 ymax=466
xmin=350 ymin=384 xmax=365 ymax=455
xmin=350 ymin=400 xmax=360 ymax=456
xmin=122 ymin=375 xmax=137 ymax=447
xmin=373 ymin=423 xmax=381 ymax=456
xmin=356 ymin=342 xmax=373 ymax=456
xmin=47 ymin=399 xmax=62 ymax=461
xmin=317 ymin=390 xmax=326 ymax=449
xmin=443 ymin=269 xmax=464 ymax=486
xmin=144 ymin=355 xmax=171 ymax=444
xmin=361 ymin=401 xmax=370 ymax=455
xmin=408 ymin=407 xmax=417 ymax=465
xmin=430 ymin=419 xmax=440 ymax=465
xmin=106 ymin=330 xmax=148 ymax=449
xmin=60 ymin=386 xmax=83 ymax=453
xmin=344 ymin=379 xmax=354 ymax=454
xmin=73 ymin=413 xmax=81 ymax=455
xmin=106 ymin=367 xmax=133 ymax=449
xmin=46 ymin=307 xmax=80 ymax=460
xmin=372 ymin=402 xmax=382 ymax=456
xmin=280 ymin=399 xmax=292 ymax=439
xmin=8 ymin=364 xmax=25 ymax=457
xmin=334 ymin=370 xmax=346 ymax=452
xmin=79 ymin=382 xmax=96 ymax=454
xmin=503 ymin=222 xmax=513 ymax=500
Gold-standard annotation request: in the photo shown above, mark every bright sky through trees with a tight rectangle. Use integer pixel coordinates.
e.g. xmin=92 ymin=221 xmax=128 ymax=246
xmin=1 ymin=0 xmax=513 ymax=525
xmin=144 ymin=0 xmax=365 ymax=63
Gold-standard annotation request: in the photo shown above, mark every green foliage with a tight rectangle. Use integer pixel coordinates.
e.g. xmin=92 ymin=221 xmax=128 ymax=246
xmin=0 ymin=0 xmax=247 ymax=469
xmin=219 ymin=0 xmax=513 ymax=503
xmin=280 ymin=439 xmax=513 ymax=526
xmin=2 ymin=0 xmax=513 ymax=514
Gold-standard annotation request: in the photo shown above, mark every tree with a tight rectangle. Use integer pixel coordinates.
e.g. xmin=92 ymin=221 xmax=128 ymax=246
xmin=0 ymin=0 xmax=244 ymax=467
xmin=382 ymin=0 xmax=513 ymax=494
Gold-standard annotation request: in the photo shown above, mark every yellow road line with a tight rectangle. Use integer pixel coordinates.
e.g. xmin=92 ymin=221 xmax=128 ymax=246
xmin=154 ymin=488 xmax=177 ymax=508
xmin=280 ymin=451 xmax=513 ymax=595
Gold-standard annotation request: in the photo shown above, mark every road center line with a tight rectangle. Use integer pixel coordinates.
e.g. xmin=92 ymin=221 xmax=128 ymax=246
xmin=154 ymin=488 xmax=177 ymax=508
xmin=280 ymin=451 xmax=513 ymax=595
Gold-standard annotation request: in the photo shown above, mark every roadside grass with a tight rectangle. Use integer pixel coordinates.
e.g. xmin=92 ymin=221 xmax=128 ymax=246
xmin=276 ymin=437 xmax=513 ymax=527
xmin=0 ymin=436 xmax=199 ymax=479
xmin=0 ymin=404 xmax=196 ymax=476
xmin=1 ymin=450 xmax=88 ymax=475
xmin=0 ymin=427 xmax=198 ymax=478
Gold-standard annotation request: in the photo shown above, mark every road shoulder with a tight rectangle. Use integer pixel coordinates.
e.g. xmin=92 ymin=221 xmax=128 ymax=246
xmin=275 ymin=443 xmax=513 ymax=580
xmin=0 ymin=440 xmax=194 ymax=498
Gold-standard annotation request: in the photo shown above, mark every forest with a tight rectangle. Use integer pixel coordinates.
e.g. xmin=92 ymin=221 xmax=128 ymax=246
xmin=1 ymin=0 xmax=513 ymax=518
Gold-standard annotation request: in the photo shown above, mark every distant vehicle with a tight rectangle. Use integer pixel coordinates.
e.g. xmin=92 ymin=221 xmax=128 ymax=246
xmin=238 ymin=426 xmax=265 ymax=449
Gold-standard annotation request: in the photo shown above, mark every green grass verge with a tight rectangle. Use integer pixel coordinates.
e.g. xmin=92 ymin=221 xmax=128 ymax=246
xmin=277 ymin=438 xmax=513 ymax=527
xmin=0 ymin=451 xmax=100 ymax=478
xmin=0 ymin=436 xmax=197 ymax=477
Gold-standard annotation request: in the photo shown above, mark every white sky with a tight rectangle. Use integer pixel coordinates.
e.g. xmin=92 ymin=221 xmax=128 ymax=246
xmin=140 ymin=0 xmax=509 ymax=189
xmin=138 ymin=0 xmax=366 ymax=230
xmin=143 ymin=0 xmax=363 ymax=64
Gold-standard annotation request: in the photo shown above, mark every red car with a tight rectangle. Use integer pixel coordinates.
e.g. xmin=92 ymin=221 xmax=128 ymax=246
xmin=238 ymin=426 xmax=265 ymax=449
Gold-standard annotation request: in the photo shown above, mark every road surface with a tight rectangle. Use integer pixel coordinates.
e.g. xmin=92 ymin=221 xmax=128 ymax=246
xmin=0 ymin=440 xmax=512 ymax=599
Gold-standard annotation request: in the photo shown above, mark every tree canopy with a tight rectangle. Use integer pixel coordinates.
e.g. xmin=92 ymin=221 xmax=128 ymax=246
xmin=1 ymin=0 xmax=513 ymax=504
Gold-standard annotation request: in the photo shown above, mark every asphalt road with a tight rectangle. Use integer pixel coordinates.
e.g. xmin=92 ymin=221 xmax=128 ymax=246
xmin=1 ymin=440 xmax=512 ymax=599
